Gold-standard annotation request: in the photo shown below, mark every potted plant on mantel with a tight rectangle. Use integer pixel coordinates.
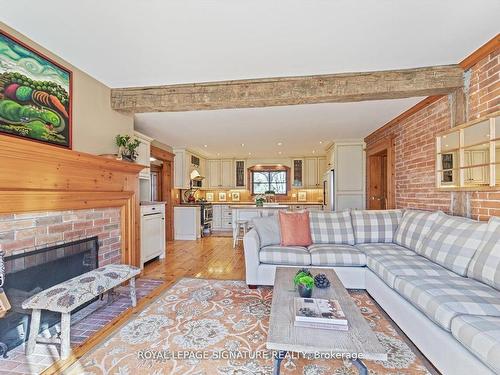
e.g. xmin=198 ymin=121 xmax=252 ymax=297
xmin=294 ymin=269 xmax=314 ymax=298
xmin=115 ymin=135 xmax=140 ymax=162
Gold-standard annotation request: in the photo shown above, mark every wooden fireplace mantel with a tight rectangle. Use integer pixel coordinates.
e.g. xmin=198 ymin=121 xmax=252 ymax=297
xmin=0 ymin=135 xmax=145 ymax=266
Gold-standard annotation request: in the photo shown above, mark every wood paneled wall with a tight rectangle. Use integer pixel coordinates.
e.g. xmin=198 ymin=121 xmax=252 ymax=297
xmin=0 ymin=135 xmax=144 ymax=266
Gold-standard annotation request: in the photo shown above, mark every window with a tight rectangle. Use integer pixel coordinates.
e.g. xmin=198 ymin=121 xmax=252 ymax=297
xmin=251 ymin=170 xmax=288 ymax=195
xmin=436 ymin=112 xmax=499 ymax=189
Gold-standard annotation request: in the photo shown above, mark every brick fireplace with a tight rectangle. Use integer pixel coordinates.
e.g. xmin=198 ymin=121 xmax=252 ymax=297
xmin=0 ymin=208 xmax=121 ymax=265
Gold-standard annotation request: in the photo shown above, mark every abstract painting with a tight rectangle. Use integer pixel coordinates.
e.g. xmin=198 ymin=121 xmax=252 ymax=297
xmin=0 ymin=30 xmax=72 ymax=148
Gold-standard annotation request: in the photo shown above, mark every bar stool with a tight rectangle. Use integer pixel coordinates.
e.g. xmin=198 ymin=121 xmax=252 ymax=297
xmin=233 ymin=219 xmax=249 ymax=248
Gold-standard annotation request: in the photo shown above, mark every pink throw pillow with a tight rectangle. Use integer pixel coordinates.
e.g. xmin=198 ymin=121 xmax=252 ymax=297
xmin=279 ymin=211 xmax=312 ymax=247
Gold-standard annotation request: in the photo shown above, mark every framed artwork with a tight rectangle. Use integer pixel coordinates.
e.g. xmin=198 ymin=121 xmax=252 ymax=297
xmin=0 ymin=30 xmax=72 ymax=148
xmin=205 ymin=192 xmax=214 ymax=202
xmin=218 ymin=192 xmax=227 ymax=201
xmin=231 ymin=191 xmax=240 ymax=201
xmin=298 ymin=191 xmax=307 ymax=202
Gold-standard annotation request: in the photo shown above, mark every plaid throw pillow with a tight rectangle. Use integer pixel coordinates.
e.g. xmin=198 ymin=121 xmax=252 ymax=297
xmin=394 ymin=210 xmax=440 ymax=252
xmin=309 ymin=210 xmax=355 ymax=245
xmin=351 ymin=209 xmax=403 ymax=244
xmin=418 ymin=212 xmax=488 ymax=276
xmin=467 ymin=217 xmax=500 ymax=289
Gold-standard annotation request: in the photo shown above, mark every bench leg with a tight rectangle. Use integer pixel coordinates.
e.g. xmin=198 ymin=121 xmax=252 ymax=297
xmin=26 ymin=309 xmax=41 ymax=356
xmin=129 ymin=277 xmax=137 ymax=307
xmin=60 ymin=312 xmax=71 ymax=360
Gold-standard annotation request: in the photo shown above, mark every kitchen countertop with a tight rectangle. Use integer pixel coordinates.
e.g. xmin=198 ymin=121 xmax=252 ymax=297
xmin=210 ymin=202 xmax=324 ymax=206
xmin=140 ymin=201 xmax=167 ymax=206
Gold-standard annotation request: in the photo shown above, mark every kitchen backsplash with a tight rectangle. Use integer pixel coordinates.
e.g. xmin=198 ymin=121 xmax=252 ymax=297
xmin=178 ymin=188 xmax=324 ymax=204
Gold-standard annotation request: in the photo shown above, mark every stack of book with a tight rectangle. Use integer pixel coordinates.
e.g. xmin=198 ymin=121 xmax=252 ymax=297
xmin=294 ymin=297 xmax=348 ymax=331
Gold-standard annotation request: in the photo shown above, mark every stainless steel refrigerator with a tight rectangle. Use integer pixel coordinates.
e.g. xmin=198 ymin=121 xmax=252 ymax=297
xmin=323 ymin=169 xmax=335 ymax=211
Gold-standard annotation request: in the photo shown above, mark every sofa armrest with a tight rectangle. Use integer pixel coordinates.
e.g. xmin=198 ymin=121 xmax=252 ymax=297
xmin=243 ymin=229 xmax=261 ymax=286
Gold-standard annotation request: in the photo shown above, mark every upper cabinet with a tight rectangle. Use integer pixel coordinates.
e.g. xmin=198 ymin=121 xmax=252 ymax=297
xmin=436 ymin=111 xmax=499 ymax=190
xmin=134 ymin=131 xmax=154 ymax=180
xmin=174 ymin=148 xmax=207 ymax=189
xmin=304 ymin=157 xmax=326 ymax=187
xmin=292 ymin=159 xmax=304 ymax=187
xmin=234 ymin=160 xmax=247 ymax=188
xmin=207 ymin=159 xmax=234 ymax=188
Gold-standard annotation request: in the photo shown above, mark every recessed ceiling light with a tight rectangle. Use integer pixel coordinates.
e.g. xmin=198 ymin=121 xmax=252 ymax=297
xmin=312 ymin=150 xmax=316 ymax=154
xmin=278 ymin=151 xmax=282 ymax=155
xmin=203 ymin=144 xmax=208 ymax=148
xmin=217 ymin=153 xmax=221 ymax=156
xmin=319 ymin=141 xmax=323 ymax=144
xmin=248 ymin=152 xmax=252 ymax=155
xmin=241 ymin=143 xmax=245 ymax=147
xmin=277 ymin=142 xmax=283 ymax=146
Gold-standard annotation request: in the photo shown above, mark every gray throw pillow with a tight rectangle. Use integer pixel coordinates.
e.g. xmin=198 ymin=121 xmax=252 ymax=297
xmin=252 ymin=215 xmax=281 ymax=247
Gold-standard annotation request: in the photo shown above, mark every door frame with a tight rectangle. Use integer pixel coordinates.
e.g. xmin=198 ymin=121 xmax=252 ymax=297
xmin=366 ymin=137 xmax=395 ymax=209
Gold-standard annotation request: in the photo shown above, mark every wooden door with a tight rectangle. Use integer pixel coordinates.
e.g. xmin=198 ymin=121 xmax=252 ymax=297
xmin=366 ymin=137 xmax=395 ymax=210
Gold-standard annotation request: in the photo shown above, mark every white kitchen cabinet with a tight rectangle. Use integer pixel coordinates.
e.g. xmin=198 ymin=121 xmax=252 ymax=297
xmin=174 ymin=206 xmax=201 ymax=240
xmin=334 ymin=142 xmax=366 ymax=210
xmin=207 ymin=159 xmax=234 ymax=188
xmin=292 ymin=159 xmax=304 ymax=187
xmin=304 ymin=157 xmax=326 ymax=187
xmin=134 ymin=131 xmax=154 ymax=180
xmin=174 ymin=148 xmax=206 ymax=189
xmin=212 ymin=205 xmax=222 ymax=229
xmin=234 ymin=160 xmax=247 ymax=188
xmin=140 ymin=204 xmax=165 ymax=268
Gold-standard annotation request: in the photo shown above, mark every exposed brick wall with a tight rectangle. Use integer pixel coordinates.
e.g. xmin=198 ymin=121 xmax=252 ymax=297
xmin=365 ymin=47 xmax=499 ymax=220
xmin=0 ymin=208 xmax=121 ymax=265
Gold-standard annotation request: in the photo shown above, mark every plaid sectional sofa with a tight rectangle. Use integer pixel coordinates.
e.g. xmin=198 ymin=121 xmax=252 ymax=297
xmin=243 ymin=209 xmax=500 ymax=375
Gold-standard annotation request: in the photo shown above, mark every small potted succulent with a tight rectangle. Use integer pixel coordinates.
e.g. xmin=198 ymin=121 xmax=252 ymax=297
xmin=294 ymin=269 xmax=314 ymax=298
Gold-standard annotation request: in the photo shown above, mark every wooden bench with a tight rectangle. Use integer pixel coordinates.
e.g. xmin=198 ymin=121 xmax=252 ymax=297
xmin=21 ymin=264 xmax=140 ymax=359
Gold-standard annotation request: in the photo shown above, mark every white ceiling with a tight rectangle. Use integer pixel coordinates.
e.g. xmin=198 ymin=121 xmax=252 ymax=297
xmin=1 ymin=1 xmax=498 ymax=87
xmin=135 ymin=98 xmax=424 ymax=158
xmin=3 ymin=1 xmax=497 ymax=157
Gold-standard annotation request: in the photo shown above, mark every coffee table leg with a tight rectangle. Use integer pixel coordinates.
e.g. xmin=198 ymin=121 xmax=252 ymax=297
xmin=352 ymin=358 xmax=368 ymax=375
xmin=272 ymin=350 xmax=287 ymax=375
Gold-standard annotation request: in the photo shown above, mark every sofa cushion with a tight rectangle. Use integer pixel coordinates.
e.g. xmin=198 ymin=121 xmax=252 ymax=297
xmin=278 ymin=211 xmax=312 ymax=247
xmin=252 ymin=215 xmax=281 ymax=247
xmin=351 ymin=209 xmax=403 ymax=244
xmin=367 ymin=254 xmax=456 ymax=288
xmin=356 ymin=243 xmax=416 ymax=256
xmin=394 ymin=276 xmax=500 ymax=331
xmin=467 ymin=216 xmax=500 ymax=290
xmin=417 ymin=212 xmax=487 ymax=276
xmin=259 ymin=245 xmax=311 ymax=265
xmin=451 ymin=315 xmax=500 ymax=374
xmin=309 ymin=244 xmax=366 ymax=266
xmin=309 ymin=210 xmax=355 ymax=245
xmin=393 ymin=210 xmax=440 ymax=252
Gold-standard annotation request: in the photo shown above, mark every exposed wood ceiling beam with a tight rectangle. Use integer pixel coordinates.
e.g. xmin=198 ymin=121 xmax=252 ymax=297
xmin=111 ymin=65 xmax=464 ymax=113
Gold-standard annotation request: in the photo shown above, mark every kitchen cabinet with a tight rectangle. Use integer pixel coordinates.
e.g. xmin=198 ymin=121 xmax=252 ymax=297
xmin=334 ymin=142 xmax=365 ymax=210
xmin=174 ymin=206 xmax=201 ymax=240
xmin=134 ymin=131 xmax=154 ymax=180
xmin=292 ymin=159 xmax=304 ymax=187
xmin=304 ymin=157 xmax=326 ymax=187
xmin=174 ymin=148 xmax=206 ymax=189
xmin=140 ymin=204 xmax=165 ymax=268
xmin=212 ymin=205 xmax=232 ymax=230
xmin=207 ymin=159 xmax=234 ymax=188
xmin=234 ymin=160 xmax=247 ymax=188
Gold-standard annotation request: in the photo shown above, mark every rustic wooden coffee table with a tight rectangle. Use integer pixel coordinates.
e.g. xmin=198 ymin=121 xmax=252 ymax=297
xmin=266 ymin=267 xmax=387 ymax=375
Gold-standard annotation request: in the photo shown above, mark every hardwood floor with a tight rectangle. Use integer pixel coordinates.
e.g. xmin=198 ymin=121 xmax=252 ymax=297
xmin=143 ymin=236 xmax=245 ymax=281
xmin=42 ymin=236 xmax=244 ymax=375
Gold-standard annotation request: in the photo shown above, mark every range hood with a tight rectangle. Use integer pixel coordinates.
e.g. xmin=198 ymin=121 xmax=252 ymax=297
xmin=190 ymin=169 xmax=205 ymax=181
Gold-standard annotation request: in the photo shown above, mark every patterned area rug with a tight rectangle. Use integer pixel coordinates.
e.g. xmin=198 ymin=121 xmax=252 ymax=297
xmin=66 ymin=278 xmax=436 ymax=375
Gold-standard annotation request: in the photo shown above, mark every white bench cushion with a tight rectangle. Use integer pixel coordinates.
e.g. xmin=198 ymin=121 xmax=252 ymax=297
xmin=367 ymin=254 xmax=456 ymax=288
xmin=467 ymin=217 xmax=500 ymax=290
xmin=394 ymin=276 xmax=500 ymax=331
xmin=309 ymin=244 xmax=366 ymax=266
xmin=21 ymin=264 xmax=140 ymax=313
xmin=451 ymin=315 xmax=500 ymax=374
xmin=259 ymin=245 xmax=311 ymax=266
xmin=356 ymin=243 xmax=416 ymax=256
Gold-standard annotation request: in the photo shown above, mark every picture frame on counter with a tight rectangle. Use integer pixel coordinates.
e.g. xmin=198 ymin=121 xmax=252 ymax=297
xmin=218 ymin=192 xmax=227 ymax=201
xmin=231 ymin=191 xmax=240 ymax=201
xmin=206 ymin=192 xmax=214 ymax=202
xmin=298 ymin=191 xmax=307 ymax=202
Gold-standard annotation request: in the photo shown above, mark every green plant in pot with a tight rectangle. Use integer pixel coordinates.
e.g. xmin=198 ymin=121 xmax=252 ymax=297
xmin=294 ymin=269 xmax=314 ymax=298
xmin=115 ymin=135 xmax=141 ymax=162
